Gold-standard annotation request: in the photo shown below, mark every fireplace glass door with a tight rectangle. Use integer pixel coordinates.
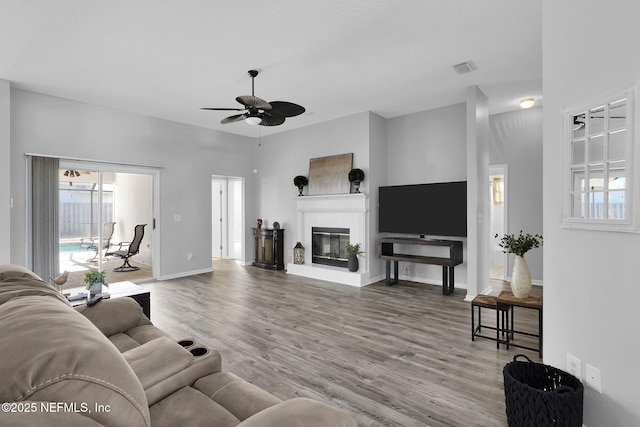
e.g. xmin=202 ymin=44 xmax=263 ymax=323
xmin=311 ymin=227 xmax=350 ymax=268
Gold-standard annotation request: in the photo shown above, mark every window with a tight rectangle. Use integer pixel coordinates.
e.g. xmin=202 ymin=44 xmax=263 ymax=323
xmin=563 ymin=85 xmax=638 ymax=232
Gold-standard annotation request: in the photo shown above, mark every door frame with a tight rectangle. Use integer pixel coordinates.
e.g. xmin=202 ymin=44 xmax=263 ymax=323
xmin=212 ymin=175 xmax=244 ymax=261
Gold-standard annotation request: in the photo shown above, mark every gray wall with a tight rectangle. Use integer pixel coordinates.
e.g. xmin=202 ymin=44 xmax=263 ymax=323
xmin=385 ymin=103 xmax=469 ymax=289
xmin=543 ymin=1 xmax=640 ymax=425
xmin=6 ymin=87 xmax=544 ymax=296
xmin=489 ymin=107 xmax=543 ymax=282
xmin=256 ymin=112 xmax=371 ymax=265
xmin=9 ymin=89 xmax=256 ymax=278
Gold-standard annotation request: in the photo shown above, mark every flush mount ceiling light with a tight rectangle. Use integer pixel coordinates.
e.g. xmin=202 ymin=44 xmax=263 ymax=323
xmin=520 ymin=97 xmax=535 ymax=109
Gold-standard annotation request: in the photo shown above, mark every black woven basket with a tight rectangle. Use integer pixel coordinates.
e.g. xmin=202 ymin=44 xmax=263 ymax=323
xmin=503 ymin=354 xmax=583 ymax=427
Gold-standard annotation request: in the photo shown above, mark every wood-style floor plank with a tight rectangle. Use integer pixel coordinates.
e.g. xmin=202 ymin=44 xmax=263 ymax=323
xmin=140 ymin=260 xmax=542 ymax=427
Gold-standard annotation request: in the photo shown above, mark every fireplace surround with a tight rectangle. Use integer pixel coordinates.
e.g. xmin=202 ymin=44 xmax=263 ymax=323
xmin=286 ymin=193 xmax=370 ymax=286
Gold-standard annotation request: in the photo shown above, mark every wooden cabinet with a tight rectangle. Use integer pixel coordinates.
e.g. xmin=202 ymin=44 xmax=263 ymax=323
xmin=252 ymin=228 xmax=284 ymax=270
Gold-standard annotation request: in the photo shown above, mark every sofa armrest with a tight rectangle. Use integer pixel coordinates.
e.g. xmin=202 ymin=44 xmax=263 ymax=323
xmin=76 ymin=297 xmax=152 ymax=337
xmin=123 ymin=337 xmax=193 ymax=390
xmin=237 ymin=398 xmax=357 ymax=427
xmin=124 ymin=338 xmax=222 ymax=406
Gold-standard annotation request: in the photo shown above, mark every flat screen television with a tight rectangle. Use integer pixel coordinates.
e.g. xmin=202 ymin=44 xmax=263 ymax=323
xmin=378 ymin=181 xmax=467 ymax=237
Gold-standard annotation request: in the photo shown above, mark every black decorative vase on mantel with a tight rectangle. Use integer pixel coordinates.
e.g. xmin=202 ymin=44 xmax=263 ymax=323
xmin=347 ymin=255 xmax=359 ymax=272
xmin=348 ymin=168 xmax=365 ymax=194
xmin=293 ymin=175 xmax=308 ymax=196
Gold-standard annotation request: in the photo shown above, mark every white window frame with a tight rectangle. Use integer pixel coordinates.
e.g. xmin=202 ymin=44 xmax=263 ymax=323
xmin=562 ymin=84 xmax=640 ymax=232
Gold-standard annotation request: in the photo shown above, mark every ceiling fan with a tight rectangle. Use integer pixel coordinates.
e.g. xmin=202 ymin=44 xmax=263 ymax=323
xmin=201 ymin=70 xmax=305 ymax=126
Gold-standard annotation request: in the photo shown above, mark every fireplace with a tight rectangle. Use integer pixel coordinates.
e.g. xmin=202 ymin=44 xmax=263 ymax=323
xmin=312 ymin=227 xmax=350 ymax=268
xmin=287 ymin=193 xmax=369 ymax=286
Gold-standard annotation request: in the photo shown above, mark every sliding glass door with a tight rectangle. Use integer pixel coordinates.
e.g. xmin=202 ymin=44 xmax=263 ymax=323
xmin=58 ymin=162 xmax=156 ymax=289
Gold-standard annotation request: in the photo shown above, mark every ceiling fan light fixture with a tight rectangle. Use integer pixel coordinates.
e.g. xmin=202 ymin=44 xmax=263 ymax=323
xmin=245 ymin=116 xmax=262 ymax=125
xmin=520 ymin=97 xmax=535 ymax=109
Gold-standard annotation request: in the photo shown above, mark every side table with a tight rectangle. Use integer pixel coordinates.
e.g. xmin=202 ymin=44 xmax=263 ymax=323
xmin=497 ymin=291 xmax=542 ymax=357
xmin=66 ymin=281 xmax=151 ymax=319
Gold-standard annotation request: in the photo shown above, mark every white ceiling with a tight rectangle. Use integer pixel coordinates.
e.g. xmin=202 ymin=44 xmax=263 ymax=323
xmin=0 ymin=0 xmax=542 ymax=138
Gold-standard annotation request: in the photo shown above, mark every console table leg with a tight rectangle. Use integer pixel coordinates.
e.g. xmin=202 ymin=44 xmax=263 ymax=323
xmin=442 ymin=266 xmax=455 ymax=295
xmin=385 ymin=260 xmax=399 ymax=286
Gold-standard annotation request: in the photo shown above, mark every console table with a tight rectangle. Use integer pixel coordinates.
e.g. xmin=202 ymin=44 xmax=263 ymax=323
xmin=378 ymin=237 xmax=463 ymax=295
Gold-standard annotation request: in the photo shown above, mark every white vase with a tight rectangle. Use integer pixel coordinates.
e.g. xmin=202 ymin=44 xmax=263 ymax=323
xmin=511 ymin=255 xmax=532 ymax=298
xmin=88 ymin=280 xmax=103 ymax=298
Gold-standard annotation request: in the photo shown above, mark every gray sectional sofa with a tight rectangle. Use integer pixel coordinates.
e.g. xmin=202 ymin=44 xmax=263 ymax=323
xmin=0 ymin=264 xmax=356 ymax=427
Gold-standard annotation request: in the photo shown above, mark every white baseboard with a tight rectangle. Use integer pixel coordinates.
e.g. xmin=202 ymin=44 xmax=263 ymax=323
xmin=159 ymin=267 xmax=213 ymax=281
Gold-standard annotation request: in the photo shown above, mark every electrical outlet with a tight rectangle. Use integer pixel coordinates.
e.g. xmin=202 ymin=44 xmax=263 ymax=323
xmin=187 ymin=253 xmax=193 ymax=261
xmin=566 ymin=354 xmax=582 ymax=380
xmin=585 ymin=364 xmax=602 ymax=393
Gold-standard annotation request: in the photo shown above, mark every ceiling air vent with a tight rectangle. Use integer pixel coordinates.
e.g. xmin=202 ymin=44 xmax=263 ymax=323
xmin=452 ymin=61 xmax=477 ymax=75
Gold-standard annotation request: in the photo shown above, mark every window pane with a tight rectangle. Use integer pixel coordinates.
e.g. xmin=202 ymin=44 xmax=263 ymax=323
xmin=589 ymin=105 xmax=605 ymax=134
xmin=571 ymin=192 xmax=586 ymax=218
xmin=572 ymin=113 xmax=586 ymax=139
xmin=572 ymin=168 xmax=585 ymax=192
xmin=609 ymin=98 xmax=627 ymax=131
xmin=589 ymin=191 xmax=605 ymax=219
xmin=609 ymin=129 xmax=626 ymax=160
xmin=572 ymin=139 xmax=585 ymax=165
xmin=608 ymin=190 xmax=626 ymax=219
xmin=609 ymin=167 xmax=626 ymax=190
xmin=588 ymin=166 xmax=604 ymax=191
xmin=588 ymin=135 xmax=604 ymax=163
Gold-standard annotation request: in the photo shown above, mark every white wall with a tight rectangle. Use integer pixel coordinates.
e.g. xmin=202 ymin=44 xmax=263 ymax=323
xmin=543 ymin=1 xmax=640 ymax=425
xmin=9 ymin=89 xmax=256 ymax=278
xmin=0 ymin=80 xmax=9 ymax=263
xmin=385 ymin=103 xmax=468 ymax=288
xmin=256 ymin=112 xmax=371 ymax=264
xmin=489 ymin=107 xmax=543 ymax=281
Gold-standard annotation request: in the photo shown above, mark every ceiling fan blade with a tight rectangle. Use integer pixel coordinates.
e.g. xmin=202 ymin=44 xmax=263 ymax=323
xmin=236 ymin=95 xmax=272 ymax=110
xmin=201 ymin=107 xmax=246 ymax=111
xmin=221 ymin=114 xmax=247 ymax=124
xmin=259 ymin=113 xmax=286 ymax=126
xmin=268 ymin=101 xmax=305 ymax=117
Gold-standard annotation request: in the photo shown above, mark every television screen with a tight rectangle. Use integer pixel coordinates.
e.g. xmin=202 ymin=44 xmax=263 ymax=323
xmin=378 ymin=181 xmax=467 ymax=237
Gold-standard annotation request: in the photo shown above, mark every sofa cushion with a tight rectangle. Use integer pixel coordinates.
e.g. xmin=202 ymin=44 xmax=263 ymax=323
xmin=194 ymin=372 xmax=281 ymax=422
xmin=0 ymin=294 xmax=150 ymax=427
xmin=149 ymin=386 xmax=241 ymax=427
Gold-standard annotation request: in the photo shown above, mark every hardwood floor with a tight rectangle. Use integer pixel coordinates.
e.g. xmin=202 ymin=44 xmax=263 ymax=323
xmin=140 ymin=260 xmax=542 ymax=427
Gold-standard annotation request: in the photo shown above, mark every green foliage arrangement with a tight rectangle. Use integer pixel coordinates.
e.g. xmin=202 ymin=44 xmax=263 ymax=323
xmin=495 ymin=231 xmax=543 ymax=257
xmin=83 ymin=269 xmax=108 ymax=290
xmin=346 ymin=243 xmax=365 ymax=257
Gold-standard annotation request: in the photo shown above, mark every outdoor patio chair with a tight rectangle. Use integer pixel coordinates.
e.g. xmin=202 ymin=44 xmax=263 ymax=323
xmin=80 ymin=221 xmax=116 ymax=261
xmin=107 ymin=224 xmax=146 ymax=272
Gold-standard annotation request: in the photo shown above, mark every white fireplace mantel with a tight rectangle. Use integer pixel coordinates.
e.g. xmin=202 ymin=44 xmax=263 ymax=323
xmin=286 ymin=193 xmax=371 ymax=287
